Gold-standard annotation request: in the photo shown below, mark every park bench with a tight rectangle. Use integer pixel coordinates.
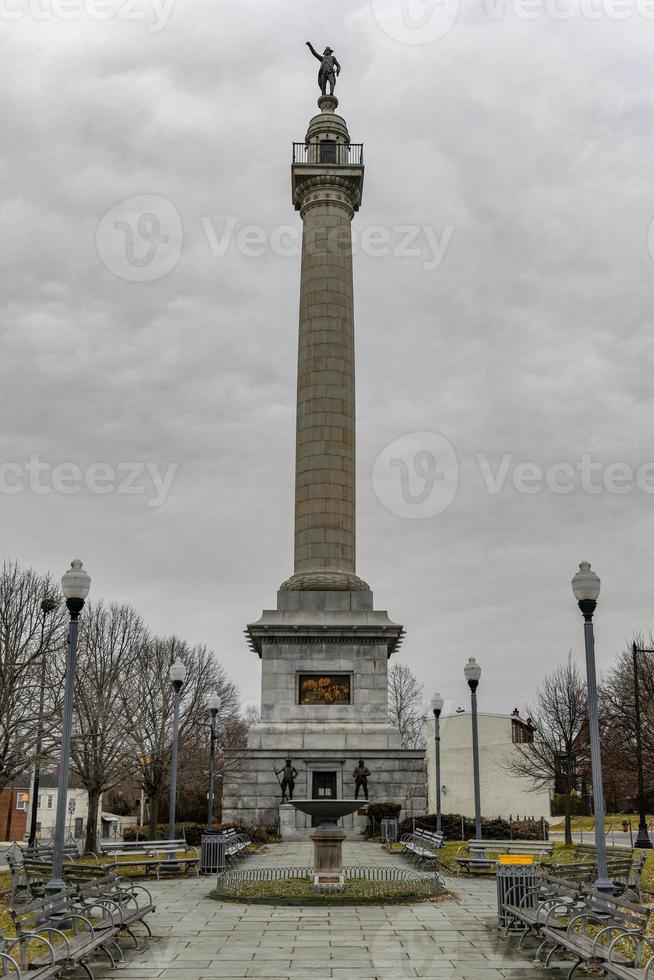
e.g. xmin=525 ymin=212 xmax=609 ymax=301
xmin=456 ymin=839 xmax=553 ymax=874
xmin=23 ymin=841 xmax=80 ymax=862
xmin=222 ymin=829 xmax=252 ymax=865
xmin=537 ymin=887 xmax=651 ymax=978
xmin=399 ymin=829 xmax=444 ymax=866
xmin=98 ymin=838 xmax=200 ymax=879
xmin=76 ymin=874 xmax=156 ymax=949
xmin=551 ymin=844 xmax=645 ymax=899
xmin=501 ymin=872 xmax=588 ymax=943
xmin=6 ymin=888 xmax=122 ymax=980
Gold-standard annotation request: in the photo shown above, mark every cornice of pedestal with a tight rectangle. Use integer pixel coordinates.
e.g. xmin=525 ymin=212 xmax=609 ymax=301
xmin=245 ymin=615 xmax=405 ymax=660
xmin=294 ymin=174 xmax=361 ymax=217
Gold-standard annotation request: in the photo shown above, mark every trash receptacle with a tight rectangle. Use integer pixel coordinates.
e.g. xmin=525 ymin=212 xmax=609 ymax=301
xmin=201 ymin=831 xmax=225 ymax=875
xmin=381 ymin=819 xmax=398 ymax=844
xmin=496 ymin=861 xmax=537 ymax=930
xmin=622 ymin=820 xmax=630 ymax=833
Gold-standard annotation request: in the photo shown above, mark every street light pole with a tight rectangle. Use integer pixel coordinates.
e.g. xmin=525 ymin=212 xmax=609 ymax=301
xmin=28 ymin=597 xmax=58 ymax=849
xmin=46 ymin=560 xmax=90 ymax=894
xmin=631 ymin=641 xmax=653 ymax=849
xmin=430 ymin=693 xmax=444 ymax=833
xmin=206 ymin=695 xmax=221 ymax=829
xmin=464 ymin=658 xmax=482 ymax=840
xmin=167 ymin=658 xmax=187 ymax=869
xmin=572 ymin=561 xmax=612 ymax=891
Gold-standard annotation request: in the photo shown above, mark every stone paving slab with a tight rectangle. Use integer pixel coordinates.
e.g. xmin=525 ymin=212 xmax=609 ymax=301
xmin=80 ymin=843 xmax=566 ymax=980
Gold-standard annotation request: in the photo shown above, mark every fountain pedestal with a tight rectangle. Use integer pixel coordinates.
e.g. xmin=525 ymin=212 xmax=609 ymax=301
xmin=290 ymin=800 xmax=367 ymax=889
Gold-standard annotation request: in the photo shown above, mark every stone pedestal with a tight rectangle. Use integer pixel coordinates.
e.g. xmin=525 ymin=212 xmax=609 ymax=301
xmin=311 ymin=826 xmax=346 ymax=889
xmin=279 ymin=804 xmax=296 ymax=841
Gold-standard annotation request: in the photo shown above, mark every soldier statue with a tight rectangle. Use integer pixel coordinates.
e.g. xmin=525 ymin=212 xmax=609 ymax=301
xmin=276 ymin=759 xmax=299 ymax=802
xmin=306 ymin=42 xmax=341 ymax=96
xmin=353 ymin=758 xmax=370 ymax=800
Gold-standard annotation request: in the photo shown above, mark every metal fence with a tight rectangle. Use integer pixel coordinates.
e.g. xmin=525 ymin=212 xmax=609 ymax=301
xmin=292 ymin=142 xmax=364 ymax=166
xmin=214 ymin=864 xmax=442 ymax=899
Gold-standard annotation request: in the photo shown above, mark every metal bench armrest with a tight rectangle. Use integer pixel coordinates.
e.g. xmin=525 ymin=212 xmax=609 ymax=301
xmin=16 ymin=930 xmax=60 ymax=962
xmin=605 ymin=929 xmax=644 ymax=962
xmin=0 ymin=951 xmax=20 ymax=976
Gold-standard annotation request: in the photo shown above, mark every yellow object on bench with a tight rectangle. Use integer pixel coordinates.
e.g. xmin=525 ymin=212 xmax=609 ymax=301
xmin=498 ymin=854 xmax=535 ymax=865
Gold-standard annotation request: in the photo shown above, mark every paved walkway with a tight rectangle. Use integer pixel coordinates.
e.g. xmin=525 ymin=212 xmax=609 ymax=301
xmin=89 ymin=843 xmax=563 ymax=980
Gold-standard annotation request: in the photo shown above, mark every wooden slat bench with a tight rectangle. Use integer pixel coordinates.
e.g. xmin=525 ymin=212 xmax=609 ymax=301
xmin=537 ymin=888 xmax=651 ymax=978
xmin=98 ymin=838 xmax=199 ymax=879
xmin=456 ymin=839 xmax=553 ymax=874
xmin=7 ymin=889 xmax=121 ymax=980
xmin=551 ymin=845 xmax=645 ymax=900
xmin=399 ymin=829 xmax=444 ymax=866
xmin=222 ymin=829 xmax=252 ymax=864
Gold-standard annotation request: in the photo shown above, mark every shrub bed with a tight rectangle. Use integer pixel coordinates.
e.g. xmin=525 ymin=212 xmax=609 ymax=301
xmin=398 ymin=813 xmax=548 ymax=841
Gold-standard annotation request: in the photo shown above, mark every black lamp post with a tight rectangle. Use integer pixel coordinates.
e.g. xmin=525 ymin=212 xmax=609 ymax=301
xmin=631 ymin=641 xmax=653 ymax=849
xmin=27 ymin=596 xmax=58 ymax=849
xmin=167 ymin=658 xmax=187 ymax=870
xmin=572 ymin=560 xmax=612 ymax=891
xmin=46 ymin=560 xmax=90 ymax=893
xmin=429 ymin=693 xmax=444 ymax=833
xmin=206 ymin=695 xmax=221 ymax=829
xmin=464 ymin=658 xmax=482 ymax=840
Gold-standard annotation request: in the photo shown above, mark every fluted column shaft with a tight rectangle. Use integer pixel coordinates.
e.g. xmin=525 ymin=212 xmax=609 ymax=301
xmin=294 ymin=189 xmax=356 ymax=578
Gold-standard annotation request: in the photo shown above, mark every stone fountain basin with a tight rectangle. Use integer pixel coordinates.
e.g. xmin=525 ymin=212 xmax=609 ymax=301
xmin=290 ymin=799 xmax=367 ymax=825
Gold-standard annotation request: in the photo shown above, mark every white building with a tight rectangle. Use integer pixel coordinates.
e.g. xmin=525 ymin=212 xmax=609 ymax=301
xmin=425 ymin=709 xmax=551 ymax=820
xmin=26 ymin=779 xmax=94 ymax=840
xmin=25 ymin=775 xmax=136 ymax=842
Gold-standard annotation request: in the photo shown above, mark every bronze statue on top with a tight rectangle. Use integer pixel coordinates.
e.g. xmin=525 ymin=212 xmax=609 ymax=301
xmin=306 ymin=42 xmax=341 ymax=96
xmin=353 ymin=759 xmax=370 ymax=800
xmin=275 ymin=759 xmax=299 ymax=802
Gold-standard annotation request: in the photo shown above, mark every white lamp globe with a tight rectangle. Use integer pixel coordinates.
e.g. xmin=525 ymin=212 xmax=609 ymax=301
xmin=464 ymin=657 xmax=482 ymax=685
xmin=169 ymin=659 xmax=187 ymax=685
xmin=208 ymin=695 xmax=222 ymax=713
xmin=61 ymin=559 xmax=91 ymax=601
xmin=430 ymin=693 xmax=444 ymax=714
xmin=572 ymin=561 xmax=601 ymax=603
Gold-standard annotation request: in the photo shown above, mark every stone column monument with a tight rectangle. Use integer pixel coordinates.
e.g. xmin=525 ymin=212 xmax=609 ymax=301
xmin=222 ymin=76 xmax=427 ymax=837
xmin=281 ymin=91 xmax=366 ymax=595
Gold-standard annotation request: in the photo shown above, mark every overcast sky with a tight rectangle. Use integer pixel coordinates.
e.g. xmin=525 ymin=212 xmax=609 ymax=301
xmin=2 ymin=0 xmax=653 ymax=716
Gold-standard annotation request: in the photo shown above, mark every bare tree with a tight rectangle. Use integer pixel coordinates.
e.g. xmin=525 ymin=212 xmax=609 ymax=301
xmin=0 ymin=561 xmax=67 ymax=792
xmin=505 ymin=660 xmax=588 ymax=844
xmin=600 ymin=632 xmax=654 ymax=810
xmin=69 ymin=601 xmax=145 ymax=852
xmin=127 ymin=636 xmax=238 ymax=836
xmin=388 ymin=663 xmax=426 ymax=750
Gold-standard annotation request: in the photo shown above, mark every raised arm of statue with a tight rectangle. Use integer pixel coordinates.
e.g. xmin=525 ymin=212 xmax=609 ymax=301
xmin=306 ymin=41 xmax=322 ymax=61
